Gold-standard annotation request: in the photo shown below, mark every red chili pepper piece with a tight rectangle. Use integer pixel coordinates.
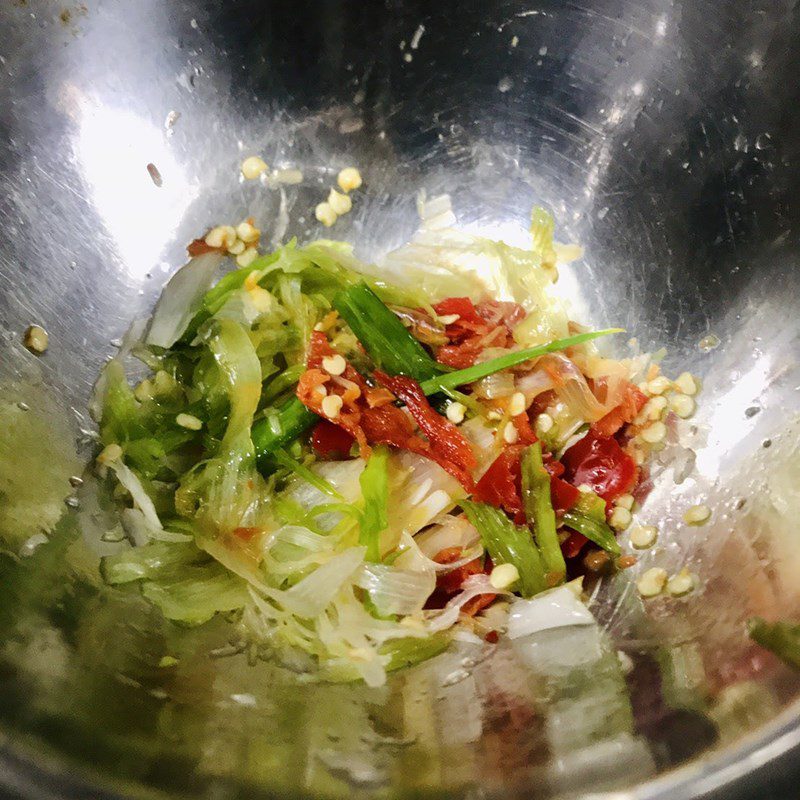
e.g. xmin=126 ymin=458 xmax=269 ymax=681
xmin=561 ymin=429 xmax=637 ymax=502
xmin=311 ymin=420 xmax=355 ymax=460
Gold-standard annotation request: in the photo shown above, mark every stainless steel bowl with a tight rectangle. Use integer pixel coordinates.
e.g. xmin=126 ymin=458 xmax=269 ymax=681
xmin=1 ymin=1 xmax=799 ymax=798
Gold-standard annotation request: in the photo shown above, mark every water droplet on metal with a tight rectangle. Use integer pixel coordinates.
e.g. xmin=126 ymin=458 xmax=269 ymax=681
xmin=762 ymin=438 xmax=772 ymax=448
xmin=64 ymin=496 xmax=79 ymax=508
xmin=744 ymin=406 xmax=760 ymax=418
xmin=497 ymin=76 xmax=513 ymax=93
xmin=69 ymin=475 xmax=84 ymax=487
xmin=16 ymin=401 xmax=29 ymax=411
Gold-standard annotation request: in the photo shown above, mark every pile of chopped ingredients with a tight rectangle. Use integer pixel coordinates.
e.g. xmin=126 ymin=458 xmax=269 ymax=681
xmin=92 ymin=199 xmax=700 ymax=686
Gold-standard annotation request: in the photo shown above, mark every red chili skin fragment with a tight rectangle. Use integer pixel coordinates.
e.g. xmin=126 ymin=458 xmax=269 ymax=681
xmin=593 ymin=382 xmax=648 ymax=438
xmin=311 ymin=420 xmax=355 ymax=460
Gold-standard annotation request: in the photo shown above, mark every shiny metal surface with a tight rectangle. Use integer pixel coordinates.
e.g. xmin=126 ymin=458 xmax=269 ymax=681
xmin=1 ymin=1 xmax=800 ymax=798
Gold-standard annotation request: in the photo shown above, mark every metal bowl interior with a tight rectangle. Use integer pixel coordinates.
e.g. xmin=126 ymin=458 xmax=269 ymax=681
xmin=1 ymin=1 xmax=799 ymax=799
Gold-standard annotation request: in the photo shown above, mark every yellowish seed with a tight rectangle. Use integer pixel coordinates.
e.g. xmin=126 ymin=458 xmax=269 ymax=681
xmin=248 ymin=286 xmax=272 ymax=313
xmin=487 ymin=410 xmax=503 ymax=421
xmin=637 ymin=567 xmax=668 ymax=598
xmin=666 ymin=567 xmax=694 ymax=596
xmin=274 ymin=167 xmax=304 ymax=185
xmin=23 ymin=324 xmax=49 ymax=354
xmin=647 ymin=376 xmax=673 ymax=395
xmin=327 ymin=188 xmax=353 ymax=215
xmin=576 ymin=483 xmax=593 ymax=494
xmin=437 ymin=313 xmax=460 ymax=325
xmin=204 ymin=225 xmax=236 ymax=249
xmin=645 ymin=395 xmax=668 ymax=421
xmin=236 ymin=221 xmax=260 ymax=243
xmin=337 ymin=167 xmax=363 ymax=193
xmin=503 ymin=422 xmax=519 ymax=444
xmin=176 ymin=413 xmax=203 ymax=431
xmin=236 ymin=247 xmax=259 ymax=268
xmin=321 ymin=354 xmax=347 ymax=376
xmin=490 ymin=563 xmax=520 ymax=590
xmin=508 ymin=391 xmax=526 ymax=417
xmin=133 ymin=379 xmax=153 ymax=402
xmin=446 ymin=402 xmax=466 ymax=424
xmin=675 ymin=372 xmax=698 ymax=396
xmin=321 ymin=394 xmax=343 ymax=419
xmin=615 ymin=493 xmax=635 ymax=511
xmin=227 ymin=238 xmax=246 ymax=255
xmin=314 ymin=384 xmax=328 ymax=398
xmin=97 ymin=442 xmax=123 ymax=465
xmin=315 ymin=202 xmax=337 ymax=227
xmin=609 ymin=506 xmax=632 ymax=531
xmin=630 ymin=525 xmax=658 ymax=549
xmin=241 ymin=155 xmax=268 ymax=180
xmin=535 ymin=413 xmax=554 ymax=434
xmin=683 ymin=504 xmax=711 ymax=525
xmin=669 ymin=393 xmax=696 ymax=419
xmin=641 ymin=421 xmax=667 ymax=444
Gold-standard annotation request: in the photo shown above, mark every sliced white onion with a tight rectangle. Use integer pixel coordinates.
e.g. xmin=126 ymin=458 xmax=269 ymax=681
xmin=472 ymin=371 xmax=515 ymax=400
xmin=515 ymin=368 xmax=555 ymax=403
xmin=282 ymin=546 xmax=366 ymax=618
xmin=426 ymin=574 xmax=510 ymax=633
xmin=146 ymin=252 xmax=223 ymax=348
xmin=415 ymin=515 xmax=480 ymax=558
xmin=110 ymin=461 xmax=162 ymax=535
xmin=355 ymin=563 xmax=435 ymax=615
xmin=506 ymin=585 xmax=594 ymax=640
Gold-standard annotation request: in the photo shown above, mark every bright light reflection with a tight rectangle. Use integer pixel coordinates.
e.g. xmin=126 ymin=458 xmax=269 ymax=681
xmin=695 ymin=354 xmax=773 ymax=478
xmin=75 ymin=103 xmax=198 ymax=278
xmin=458 ymin=218 xmax=592 ymax=325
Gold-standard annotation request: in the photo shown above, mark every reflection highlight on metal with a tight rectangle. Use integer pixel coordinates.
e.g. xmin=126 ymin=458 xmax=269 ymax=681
xmin=0 ymin=1 xmax=799 ymax=799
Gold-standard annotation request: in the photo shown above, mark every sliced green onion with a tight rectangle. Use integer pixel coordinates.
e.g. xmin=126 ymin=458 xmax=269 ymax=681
xmin=419 ymin=329 xmax=622 ymax=395
xmin=358 ymin=445 xmax=390 ymax=561
xmin=271 ymin=450 xmax=343 ymax=499
xmin=520 ymin=443 xmax=566 ymax=581
xmin=252 ymin=397 xmax=318 ymax=462
xmin=461 ymin=500 xmax=547 ymax=597
xmin=333 ymin=283 xmax=444 ymax=382
xmin=748 ymin=618 xmax=800 ymax=669
xmin=561 ymin=510 xmax=621 ymax=556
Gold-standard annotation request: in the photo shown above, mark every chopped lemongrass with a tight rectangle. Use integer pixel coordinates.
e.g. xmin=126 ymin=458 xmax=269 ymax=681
xmin=241 ymin=155 xmax=268 ymax=180
xmin=508 ymin=391 xmax=526 ymax=417
xmin=321 ymin=354 xmax=347 ymax=376
xmin=446 ymin=401 xmax=466 ymax=424
xmin=637 ymin=567 xmax=668 ymax=598
xmin=337 ymin=167 xmax=363 ymax=192
xmin=321 ymin=394 xmax=343 ymax=419
xmin=683 ymin=504 xmax=711 ymax=525
xmin=666 ymin=568 xmax=694 ymax=596
xmin=675 ymin=372 xmax=698 ymax=395
xmin=176 ymin=413 xmax=203 ymax=430
xmin=630 ymin=525 xmax=658 ymax=549
xmin=669 ymin=393 xmax=696 ymax=418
